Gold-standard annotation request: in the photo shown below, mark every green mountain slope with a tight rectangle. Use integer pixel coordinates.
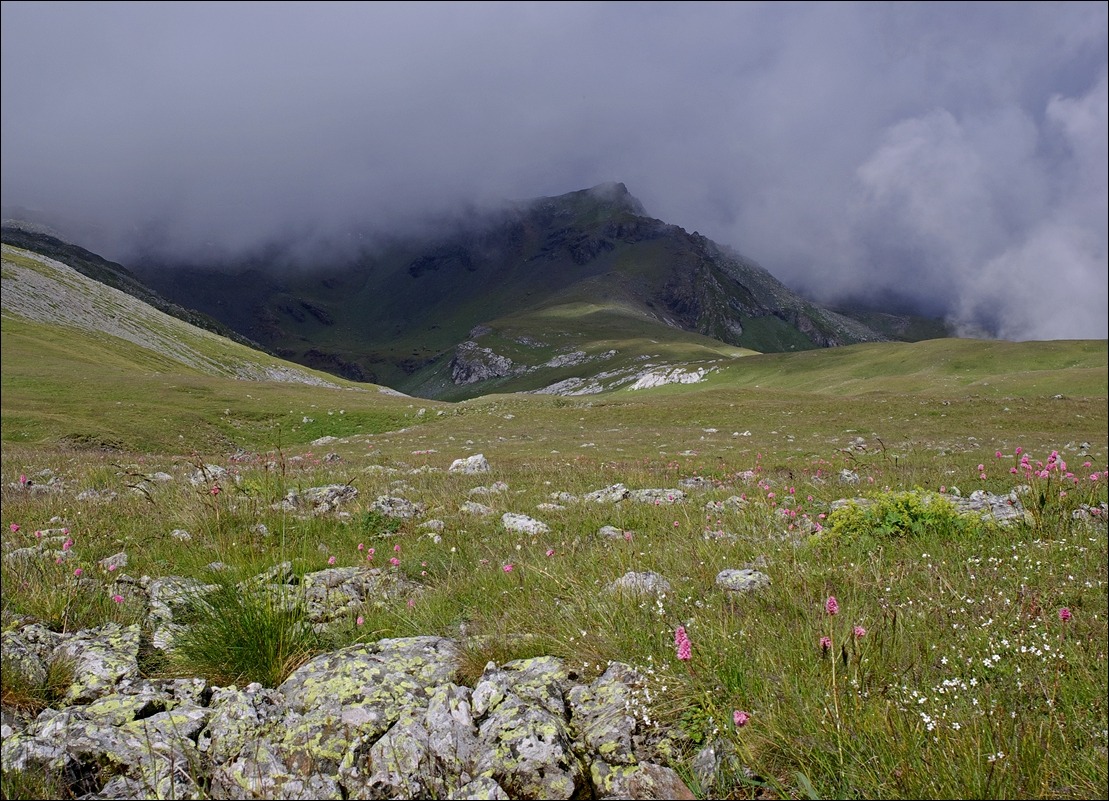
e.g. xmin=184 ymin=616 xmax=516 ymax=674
xmin=1 ymin=244 xmax=432 ymax=451
xmin=129 ymin=183 xmax=941 ymax=399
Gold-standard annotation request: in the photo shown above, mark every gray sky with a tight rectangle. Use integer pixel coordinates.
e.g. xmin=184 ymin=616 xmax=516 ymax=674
xmin=2 ymin=1 xmax=1106 ymax=340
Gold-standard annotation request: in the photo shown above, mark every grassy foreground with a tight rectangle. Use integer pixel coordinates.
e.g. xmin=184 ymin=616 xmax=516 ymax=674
xmin=2 ymin=337 xmax=1107 ymax=799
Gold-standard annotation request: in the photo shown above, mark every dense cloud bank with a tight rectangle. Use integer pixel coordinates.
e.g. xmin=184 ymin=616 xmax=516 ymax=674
xmin=2 ymin=3 xmax=1106 ymax=339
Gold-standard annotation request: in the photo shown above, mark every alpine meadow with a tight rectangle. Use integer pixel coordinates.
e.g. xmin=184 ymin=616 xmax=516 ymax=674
xmin=1 ymin=219 xmax=1107 ymax=799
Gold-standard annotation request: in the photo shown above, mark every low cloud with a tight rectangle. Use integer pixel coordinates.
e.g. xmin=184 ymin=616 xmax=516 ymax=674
xmin=2 ymin=3 xmax=1105 ymax=339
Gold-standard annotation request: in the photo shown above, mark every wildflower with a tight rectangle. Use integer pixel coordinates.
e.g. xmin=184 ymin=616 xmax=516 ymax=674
xmin=390 ymin=557 xmax=400 ymax=567
xmin=825 ymin=596 xmax=839 ymax=616
xmin=62 ymin=538 xmax=73 ymax=551
xmin=407 ymin=598 xmax=416 ymax=608
xmin=1058 ymin=607 xmax=1072 ymax=622
xmin=820 ymin=636 xmax=832 ymax=652
xmin=19 ymin=474 xmax=28 ymax=486
xmin=328 ymin=556 xmax=336 ymax=565
xmin=503 ymin=563 xmax=514 ymax=572
xmin=112 ymin=594 xmax=124 ymax=603
xmin=9 ymin=523 xmax=19 ymax=533
xmin=367 ymin=547 xmax=375 ymax=557
xmin=356 ymin=616 xmax=364 ymax=626
xmin=995 ymin=451 xmax=1003 ymax=459
xmin=733 ymin=710 xmax=751 ymax=727
xmin=675 ymin=625 xmax=692 ymax=661
xmin=73 ymin=568 xmax=83 ymax=577
xmin=854 ymin=626 xmax=867 ymax=638
xmin=394 ymin=544 xmax=401 ymax=553
xmin=546 ymin=549 xmax=555 ymax=557
xmin=358 ymin=543 xmax=364 ymax=551
xmin=108 ymin=564 xmax=117 ymax=572
xmin=210 ymin=485 xmax=221 ymax=496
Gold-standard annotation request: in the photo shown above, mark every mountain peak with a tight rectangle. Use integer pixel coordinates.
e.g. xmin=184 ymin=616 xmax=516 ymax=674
xmin=531 ymin=182 xmax=647 ymax=219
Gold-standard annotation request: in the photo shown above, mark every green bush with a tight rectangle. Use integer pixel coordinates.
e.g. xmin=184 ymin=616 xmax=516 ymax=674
xmin=824 ymin=490 xmax=980 ymax=542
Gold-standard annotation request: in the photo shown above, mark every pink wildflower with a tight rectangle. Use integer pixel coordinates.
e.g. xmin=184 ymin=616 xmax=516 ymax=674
xmin=358 ymin=543 xmax=364 ymax=551
xmin=356 ymin=616 xmax=364 ymax=626
xmin=210 ymin=485 xmax=221 ymax=496
xmin=62 ymin=538 xmax=73 ymax=551
xmin=389 ymin=557 xmax=400 ymax=567
xmin=820 ymin=636 xmax=832 ymax=652
xmin=112 ymin=594 xmax=124 ymax=603
xmin=677 ymin=638 xmax=692 ymax=661
xmin=825 ymin=596 xmax=839 ymax=616
xmin=394 ymin=544 xmax=401 ymax=553
xmin=9 ymin=523 xmax=19 ymax=533
xmin=328 ymin=556 xmax=336 ymax=565
xmin=675 ymin=626 xmax=688 ymax=647
xmin=503 ymin=563 xmax=514 ymax=573
xmin=1058 ymin=607 xmax=1072 ymax=622
xmin=995 ymin=451 xmax=1003 ymax=459
xmin=19 ymin=474 xmax=28 ymax=486
xmin=853 ymin=626 xmax=867 ymax=638
xmin=73 ymin=568 xmax=83 ymax=577
xmin=733 ymin=710 xmax=750 ymax=727
xmin=546 ymin=549 xmax=555 ymax=557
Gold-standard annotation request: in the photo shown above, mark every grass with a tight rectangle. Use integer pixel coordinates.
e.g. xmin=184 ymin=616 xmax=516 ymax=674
xmin=3 ymin=387 xmax=1106 ymax=798
xmin=2 ymin=258 xmax=1106 ymax=797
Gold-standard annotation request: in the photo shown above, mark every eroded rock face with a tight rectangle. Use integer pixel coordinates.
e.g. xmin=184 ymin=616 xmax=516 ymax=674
xmin=0 ymin=623 xmax=696 ymax=801
xmin=450 ymin=342 xmax=517 ymax=385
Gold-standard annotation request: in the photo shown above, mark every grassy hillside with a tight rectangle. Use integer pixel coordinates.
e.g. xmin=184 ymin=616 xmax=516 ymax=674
xmin=2 ymin=240 xmax=1106 ymax=800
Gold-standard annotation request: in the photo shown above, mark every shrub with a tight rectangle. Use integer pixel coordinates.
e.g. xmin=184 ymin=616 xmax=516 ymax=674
xmin=824 ymin=490 xmax=980 ymax=542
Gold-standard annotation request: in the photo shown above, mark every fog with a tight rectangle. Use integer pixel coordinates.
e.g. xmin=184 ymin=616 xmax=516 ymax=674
xmin=3 ymin=2 xmax=1106 ymax=339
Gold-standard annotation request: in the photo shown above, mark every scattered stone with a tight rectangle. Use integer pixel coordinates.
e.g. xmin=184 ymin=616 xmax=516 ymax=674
xmin=275 ymin=484 xmax=359 ymax=514
xmin=839 ymin=469 xmax=860 ymax=484
xmin=97 ymin=552 xmax=128 ymax=571
xmin=501 ymin=513 xmax=550 ymax=536
xmin=170 ymin=529 xmax=192 ymax=542
xmin=715 ymin=569 xmax=771 ymax=594
xmin=370 ymin=494 xmax=425 ymax=519
xmin=449 ymin=453 xmax=492 ymax=474
xmin=598 ymin=526 xmax=632 ymax=540
xmin=187 ymin=464 xmax=229 ymax=488
xmin=460 ymin=501 xmax=494 ymax=516
xmin=469 ymin=481 xmax=509 ymax=496
xmin=606 ymin=571 xmax=672 ymax=596
xmin=628 ymin=488 xmax=685 ymax=504
xmin=584 ymin=484 xmax=630 ymax=503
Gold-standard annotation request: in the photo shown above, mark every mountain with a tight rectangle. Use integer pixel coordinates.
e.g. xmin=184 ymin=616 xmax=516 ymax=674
xmin=0 ymin=223 xmax=263 ymax=352
xmin=124 ymin=182 xmax=940 ymax=400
